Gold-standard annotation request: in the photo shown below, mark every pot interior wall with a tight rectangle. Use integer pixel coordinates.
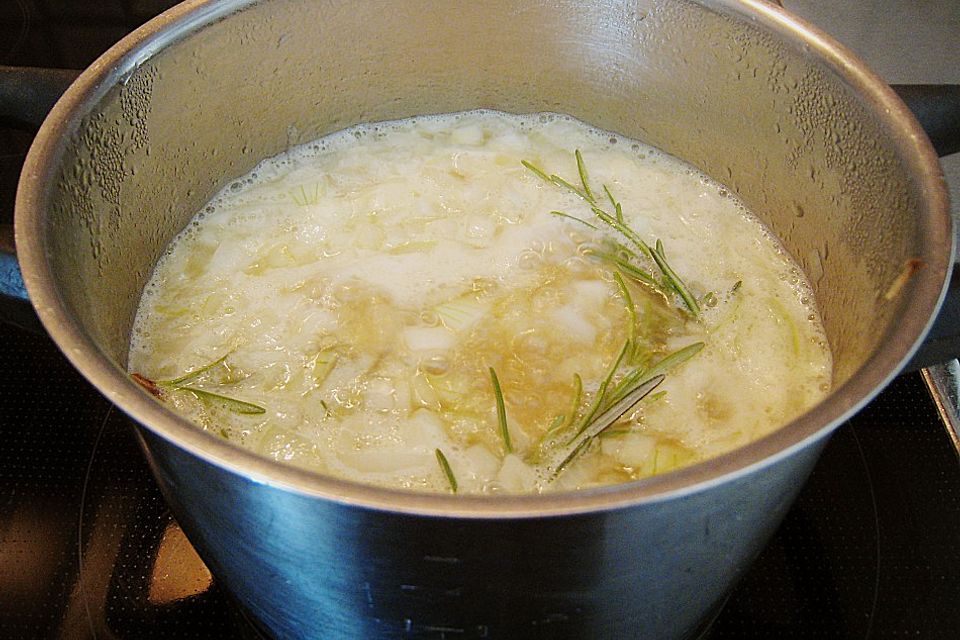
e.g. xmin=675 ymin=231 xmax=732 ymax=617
xmin=43 ymin=0 xmax=932 ymax=388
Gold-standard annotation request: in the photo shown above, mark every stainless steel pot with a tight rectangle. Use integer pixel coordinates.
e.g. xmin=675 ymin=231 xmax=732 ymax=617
xmin=6 ymin=1 xmax=957 ymax=638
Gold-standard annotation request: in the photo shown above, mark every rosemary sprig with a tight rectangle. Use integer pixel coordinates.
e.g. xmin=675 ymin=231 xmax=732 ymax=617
xmin=132 ymin=353 xmax=266 ymax=416
xmin=548 ymin=374 xmax=665 ymax=479
xmin=435 ymin=448 xmax=458 ymax=493
xmin=538 ymin=340 xmax=703 ymax=481
xmin=523 ymin=152 xmax=701 ymax=316
xmin=489 ymin=367 xmax=513 ymax=454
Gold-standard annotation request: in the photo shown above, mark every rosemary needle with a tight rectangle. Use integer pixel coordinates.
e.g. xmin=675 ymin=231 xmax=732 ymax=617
xmin=603 ymin=184 xmax=621 ymax=221
xmin=613 ymin=270 xmax=638 ymax=344
xmin=489 ymin=367 xmax=513 ymax=454
xmin=161 ymin=353 xmax=231 ymax=387
xmin=575 ymin=149 xmax=595 ymax=201
xmin=549 ymin=210 xmax=599 ymax=230
xmin=182 ymin=387 xmax=266 ymax=415
xmin=547 ymin=414 xmax=565 ymax=432
xmin=520 ymin=159 xmax=551 ymax=183
xmin=641 ymin=341 xmax=705 ymax=381
xmin=565 ymin=373 xmax=583 ymax=431
xmin=435 ymin=448 xmax=458 ymax=493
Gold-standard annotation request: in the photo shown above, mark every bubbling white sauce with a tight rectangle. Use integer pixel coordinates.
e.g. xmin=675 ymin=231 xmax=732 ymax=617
xmin=129 ymin=111 xmax=832 ymax=494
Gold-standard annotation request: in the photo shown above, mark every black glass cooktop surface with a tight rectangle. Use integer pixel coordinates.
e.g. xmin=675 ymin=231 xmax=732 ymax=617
xmin=2 ymin=2 xmax=959 ymax=638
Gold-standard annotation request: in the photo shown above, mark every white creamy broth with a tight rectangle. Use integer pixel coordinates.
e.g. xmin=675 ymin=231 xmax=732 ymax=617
xmin=129 ymin=111 xmax=831 ymax=494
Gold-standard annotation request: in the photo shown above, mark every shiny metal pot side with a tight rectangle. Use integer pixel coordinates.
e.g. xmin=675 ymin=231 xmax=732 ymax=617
xmin=14 ymin=0 xmax=953 ymax=638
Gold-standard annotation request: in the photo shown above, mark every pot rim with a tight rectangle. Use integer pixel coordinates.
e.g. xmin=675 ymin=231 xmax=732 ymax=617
xmin=15 ymin=0 xmax=954 ymax=518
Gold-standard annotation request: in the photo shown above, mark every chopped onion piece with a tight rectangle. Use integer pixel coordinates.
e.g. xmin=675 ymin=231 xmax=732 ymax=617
xmin=403 ymin=326 xmax=456 ymax=352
